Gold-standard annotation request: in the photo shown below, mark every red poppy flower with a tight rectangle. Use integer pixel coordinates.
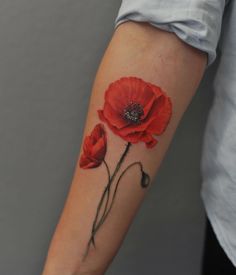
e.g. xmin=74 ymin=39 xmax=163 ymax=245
xmin=79 ymin=123 xmax=107 ymax=169
xmin=98 ymin=77 xmax=172 ymax=148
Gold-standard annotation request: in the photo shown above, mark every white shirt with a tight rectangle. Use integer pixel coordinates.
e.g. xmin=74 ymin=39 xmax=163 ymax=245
xmin=115 ymin=0 xmax=236 ymax=266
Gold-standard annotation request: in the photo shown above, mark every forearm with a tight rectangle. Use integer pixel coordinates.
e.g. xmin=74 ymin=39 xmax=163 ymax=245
xmin=42 ymin=22 xmax=206 ymax=275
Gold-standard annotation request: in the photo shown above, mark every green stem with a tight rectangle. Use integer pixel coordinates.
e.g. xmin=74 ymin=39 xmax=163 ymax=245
xmin=93 ymin=161 xmax=148 ymax=234
xmin=94 ymin=160 xmax=111 ymax=231
xmin=93 ymin=143 xmax=131 ymax=231
xmin=89 ymin=160 xmax=111 ymax=247
xmin=85 ymin=142 xmax=131 ymax=257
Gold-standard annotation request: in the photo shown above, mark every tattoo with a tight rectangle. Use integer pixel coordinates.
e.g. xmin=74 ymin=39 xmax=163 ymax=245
xmin=79 ymin=76 xmax=172 ymax=259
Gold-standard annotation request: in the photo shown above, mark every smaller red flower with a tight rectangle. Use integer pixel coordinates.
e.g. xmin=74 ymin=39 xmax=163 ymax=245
xmin=79 ymin=123 xmax=107 ymax=169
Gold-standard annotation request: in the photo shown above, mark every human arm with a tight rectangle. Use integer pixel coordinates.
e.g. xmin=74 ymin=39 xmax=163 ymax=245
xmin=42 ymin=21 xmax=207 ymax=275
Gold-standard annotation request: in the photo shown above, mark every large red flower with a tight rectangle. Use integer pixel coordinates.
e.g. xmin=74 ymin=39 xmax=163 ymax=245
xmin=79 ymin=123 xmax=107 ymax=169
xmin=98 ymin=77 xmax=172 ymax=148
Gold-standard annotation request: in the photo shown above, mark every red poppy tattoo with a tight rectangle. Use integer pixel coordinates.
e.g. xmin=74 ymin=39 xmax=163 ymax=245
xmin=79 ymin=124 xmax=107 ymax=169
xmin=98 ymin=76 xmax=172 ymax=148
xmin=80 ymin=77 xmax=172 ymax=259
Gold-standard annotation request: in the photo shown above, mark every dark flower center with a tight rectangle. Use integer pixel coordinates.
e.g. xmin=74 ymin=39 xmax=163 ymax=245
xmin=123 ymin=102 xmax=144 ymax=124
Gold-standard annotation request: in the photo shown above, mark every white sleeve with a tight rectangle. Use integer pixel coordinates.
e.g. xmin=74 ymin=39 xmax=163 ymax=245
xmin=115 ymin=0 xmax=228 ymax=66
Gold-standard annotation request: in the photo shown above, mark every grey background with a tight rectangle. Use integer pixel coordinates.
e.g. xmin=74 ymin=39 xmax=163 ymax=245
xmin=0 ymin=1 xmax=217 ymax=274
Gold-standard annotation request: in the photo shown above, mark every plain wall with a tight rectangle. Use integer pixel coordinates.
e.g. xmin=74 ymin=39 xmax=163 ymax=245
xmin=0 ymin=1 xmax=218 ymax=274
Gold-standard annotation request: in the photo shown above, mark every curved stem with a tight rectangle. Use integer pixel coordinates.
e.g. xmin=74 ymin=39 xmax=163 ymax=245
xmin=95 ymin=160 xmax=111 ymax=228
xmin=90 ymin=160 xmax=111 ymax=247
xmin=93 ymin=161 xmax=150 ymax=236
xmin=92 ymin=143 xmax=131 ymax=232
xmin=110 ymin=142 xmax=131 ymax=182
xmin=85 ymin=142 xmax=131 ymax=256
xmin=103 ymin=160 xmax=110 ymax=181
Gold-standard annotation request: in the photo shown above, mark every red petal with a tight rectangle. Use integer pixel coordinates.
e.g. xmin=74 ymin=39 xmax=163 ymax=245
xmin=79 ymin=154 xmax=100 ymax=169
xmin=99 ymin=114 xmax=126 ymax=138
xmin=105 ymin=77 xmax=157 ymax=112
xmin=102 ymin=102 xmax=128 ymax=129
xmin=83 ymin=136 xmax=92 ymax=155
xmin=91 ymin=124 xmax=106 ymax=142
xmin=147 ymin=96 xmax=172 ymax=135
xmin=122 ymin=131 xmax=158 ymax=148
xmin=139 ymin=133 xmax=158 ymax=148
xmin=91 ymin=137 xmax=107 ymax=161
xmin=79 ymin=123 xmax=107 ymax=169
xmin=125 ymin=77 xmax=156 ymax=105
xmin=105 ymin=80 xmax=130 ymax=112
xmin=142 ymin=94 xmax=156 ymax=119
xmin=121 ymin=131 xmax=144 ymax=144
xmin=147 ymin=82 xmax=164 ymax=98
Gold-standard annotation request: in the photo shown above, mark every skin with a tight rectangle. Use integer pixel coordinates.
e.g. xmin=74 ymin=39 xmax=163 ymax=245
xmin=42 ymin=22 xmax=207 ymax=275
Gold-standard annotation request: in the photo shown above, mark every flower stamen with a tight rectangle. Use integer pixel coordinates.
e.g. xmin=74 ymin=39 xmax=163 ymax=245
xmin=123 ymin=102 xmax=144 ymax=124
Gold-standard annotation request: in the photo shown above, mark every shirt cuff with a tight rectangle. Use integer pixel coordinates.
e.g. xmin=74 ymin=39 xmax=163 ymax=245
xmin=114 ymin=0 xmax=226 ymax=66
